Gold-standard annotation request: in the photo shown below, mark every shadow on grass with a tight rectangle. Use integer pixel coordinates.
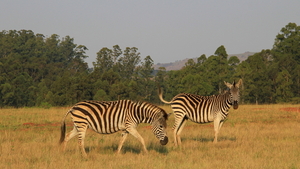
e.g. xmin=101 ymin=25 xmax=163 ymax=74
xmin=147 ymin=142 xmax=169 ymax=154
xmin=182 ymin=136 xmax=236 ymax=143
xmin=118 ymin=145 xmax=142 ymax=154
xmin=85 ymin=142 xmax=168 ymax=155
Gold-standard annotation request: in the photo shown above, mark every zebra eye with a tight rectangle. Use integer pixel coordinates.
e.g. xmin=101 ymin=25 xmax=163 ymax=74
xmin=159 ymin=125 xmax=163 ymax=128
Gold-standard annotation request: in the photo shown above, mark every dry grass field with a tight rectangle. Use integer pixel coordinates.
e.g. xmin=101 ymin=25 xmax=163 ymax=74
xmin=0 ymin=104 xmax=299 ymax=169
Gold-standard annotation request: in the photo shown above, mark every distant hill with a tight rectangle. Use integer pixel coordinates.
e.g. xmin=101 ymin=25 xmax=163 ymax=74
xmin=153 ymin=52 xmax=256 ymax=71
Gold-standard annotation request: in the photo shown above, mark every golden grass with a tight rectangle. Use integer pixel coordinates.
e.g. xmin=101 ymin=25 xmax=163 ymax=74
xmin=0 ymin=104 xmax=299 ymax=169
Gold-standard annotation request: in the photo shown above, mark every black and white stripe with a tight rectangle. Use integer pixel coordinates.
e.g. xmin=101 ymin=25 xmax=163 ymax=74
xmin=59 ymin=100 xmax=169 ymax=156
xmin=159 ymin=80 xmax=242 ymax=146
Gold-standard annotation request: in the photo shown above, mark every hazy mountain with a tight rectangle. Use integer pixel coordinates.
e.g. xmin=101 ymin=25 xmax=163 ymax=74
xmin=153 ymin=52 xmax=256 ymax=71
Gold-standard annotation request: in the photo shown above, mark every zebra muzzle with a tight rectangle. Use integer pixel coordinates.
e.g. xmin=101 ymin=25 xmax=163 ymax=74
xmin=233 ymin=101 xmax=238 ymax=109
xmin=160 ymin=136 xmax=168 ymax=145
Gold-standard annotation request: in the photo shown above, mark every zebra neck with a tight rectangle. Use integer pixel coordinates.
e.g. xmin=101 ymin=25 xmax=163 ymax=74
xmin=221 ymin=93 xmax=233 ymax=110
xmin=142 ymin=118 xmax=154 ymax=124
xmin=135 ymin=107 xmax=157 ymax=124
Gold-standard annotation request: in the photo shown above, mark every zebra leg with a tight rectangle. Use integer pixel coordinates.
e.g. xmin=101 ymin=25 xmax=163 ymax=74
xmin=213 ymin=117 xmax=223 ymax=143
xmin=117 ymin=131 xmax=128 ymax=154
xmin=78 ymin=133 xmax=87 ymax=158
xmin=127 ymin=127 xmax=148 ymax=153
xmin=218 ymin=121 xmax=224 ymax=131
xmin=62 ymin=126 xmax=78 ymax=152
xmin=173 ymin=115 xmax=187 ymax=146
xmin=176 ymin=119 xmax=187 ymax=146
xmin=76 ymin=124 xmax=88 ymax=157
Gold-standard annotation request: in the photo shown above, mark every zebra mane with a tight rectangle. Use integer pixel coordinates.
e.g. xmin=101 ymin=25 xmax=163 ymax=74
xmin=135 ymin=101 xmax=169 ymax=121
xmin=181 ymin=91 xmax=231 ymax=101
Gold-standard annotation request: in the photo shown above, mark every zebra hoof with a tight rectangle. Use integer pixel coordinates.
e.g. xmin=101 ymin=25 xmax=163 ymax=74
xmin=160 ymin=136 xmax=168 ymax=145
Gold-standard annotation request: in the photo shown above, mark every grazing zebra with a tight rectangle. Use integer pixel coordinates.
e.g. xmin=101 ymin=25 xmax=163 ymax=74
xmin=59 ymin=100 xmax=169 ymax=157
xmin=158 ymin=79 xmax=242 ymax=146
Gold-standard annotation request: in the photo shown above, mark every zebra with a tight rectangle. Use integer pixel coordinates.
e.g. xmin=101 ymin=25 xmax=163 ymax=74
xmin=158 ymin=79 xmax=242 ymax=146
xmin=59 ymin=100 xmax=169 ymax=157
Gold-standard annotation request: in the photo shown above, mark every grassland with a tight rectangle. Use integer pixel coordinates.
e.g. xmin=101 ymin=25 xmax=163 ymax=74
xmin=0 ymin=104 xmax=299 ymax=169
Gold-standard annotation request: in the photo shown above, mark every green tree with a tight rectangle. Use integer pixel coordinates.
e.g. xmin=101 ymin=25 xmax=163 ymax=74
xmin=93 ymin=47 xmax=113 ymax=74
xmin=197 ymin=54 xmax=207 ymax=65
xmin=243 ymin=52 xmax=273 ymax=104
xmin=139 ymin=56 xmax=154 ymax=79
xmin=275 ymin=69 xmax=293 ymax=102
xmin=117 ymin=47 xmax=141 ymax=80
xmin=137 ymin=55 xmax=155 ymax=102
xmin=112 ymin=45 xmax=122 ymax=65
xmin=272 ymin=22 xmax=300 ymax=102
xmin=201 ymin=55 xmax=220 ymax=93
xmin=214 ymin=45 xmax=230 ymax=93
xmin=234 ymin=61 xmax=251 ymax=103
xmin=228 ymin=56 xmax=240 ymax=68
xmin=155 ymin=67 xmax=167 ymax=85
xmin=0 ymin=30 xmax=89 ymax=107
xmin=93 ymin=89 xmax=110 ymax=101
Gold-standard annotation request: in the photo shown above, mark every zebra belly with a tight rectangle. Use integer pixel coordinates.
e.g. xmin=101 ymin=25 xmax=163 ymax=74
xmin=187 ymin=111 xmax=214 ymax=124
xmin=189 ymin=117 xmax=213 ymax=124
xmin=89 ymin=124 xmax=122 ymax=134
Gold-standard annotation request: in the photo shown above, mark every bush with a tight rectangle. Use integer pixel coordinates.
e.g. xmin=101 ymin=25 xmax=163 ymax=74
xmin=40 ymin=102 xmax=52 ymax=109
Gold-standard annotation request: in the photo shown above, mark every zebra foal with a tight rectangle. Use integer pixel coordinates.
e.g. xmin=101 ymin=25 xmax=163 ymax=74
xmin=158 ymin=79 xmax=242 ymax=146
xmin=59 ymin=100 xmax=169 ymax=157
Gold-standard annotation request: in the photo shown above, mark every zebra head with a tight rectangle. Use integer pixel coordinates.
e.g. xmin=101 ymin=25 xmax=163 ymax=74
xmin=151 ymin=111 xmax=170 ymax=145
xmin=224 ymin=79 xmax=242 ymax=109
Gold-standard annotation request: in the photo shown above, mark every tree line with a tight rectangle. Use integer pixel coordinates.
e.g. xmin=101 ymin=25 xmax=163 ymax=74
xmin=0 ymin=23 xmax=299 ymax=108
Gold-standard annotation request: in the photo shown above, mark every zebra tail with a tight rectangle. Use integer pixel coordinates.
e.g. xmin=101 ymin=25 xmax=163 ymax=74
xmin=158 ymin=87 xmax=172 ymax=104
xmin=59 ymin=109 xmax=71 ymax=144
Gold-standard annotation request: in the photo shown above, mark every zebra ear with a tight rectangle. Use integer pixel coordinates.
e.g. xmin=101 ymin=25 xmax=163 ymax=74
xmin=158 ymin=112 xmax=170 ymax=121
xmin=224 ymin=81 xmax=232 ymax=88
xmin=235 ymin=79 xmax=243 ymax=88
xmin=164 ymin=113 xmax=172 ymax=120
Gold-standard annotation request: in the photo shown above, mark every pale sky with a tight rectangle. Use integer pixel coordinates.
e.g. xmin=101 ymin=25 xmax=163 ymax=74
xmin=1 ymin=0 xmax=299 ymax=67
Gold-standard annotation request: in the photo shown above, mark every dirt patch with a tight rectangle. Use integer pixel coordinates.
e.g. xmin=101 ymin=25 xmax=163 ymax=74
xmin=20 ymin=122 xmax=73 ymax=131
xmin=279 ymin=107 xmax=300 ymax=113
xmin=252 ymin=107 xmax=300 ymax=113
xmin=22 ymin=122 xmax=72 ymax=127
xmin=252 ymin=108 xmax=271 ymax=111
xmin=184 ymin=124 xmax=214 ymax=129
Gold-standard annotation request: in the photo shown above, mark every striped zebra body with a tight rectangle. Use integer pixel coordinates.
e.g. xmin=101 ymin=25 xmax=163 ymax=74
xmin=159 ymin=80 xmax=242 ymax=146
xmin=59 ymin=100 xmax=169 ymax=157
xmin=174 ymin=93 xmax=231 ymax=124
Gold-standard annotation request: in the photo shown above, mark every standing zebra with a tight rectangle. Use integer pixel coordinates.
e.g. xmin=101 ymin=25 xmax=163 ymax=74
xmin=158 ymin=79 xmax=242 ymax=146
xmin=59 ymin=100 xmax=169 ymax=157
